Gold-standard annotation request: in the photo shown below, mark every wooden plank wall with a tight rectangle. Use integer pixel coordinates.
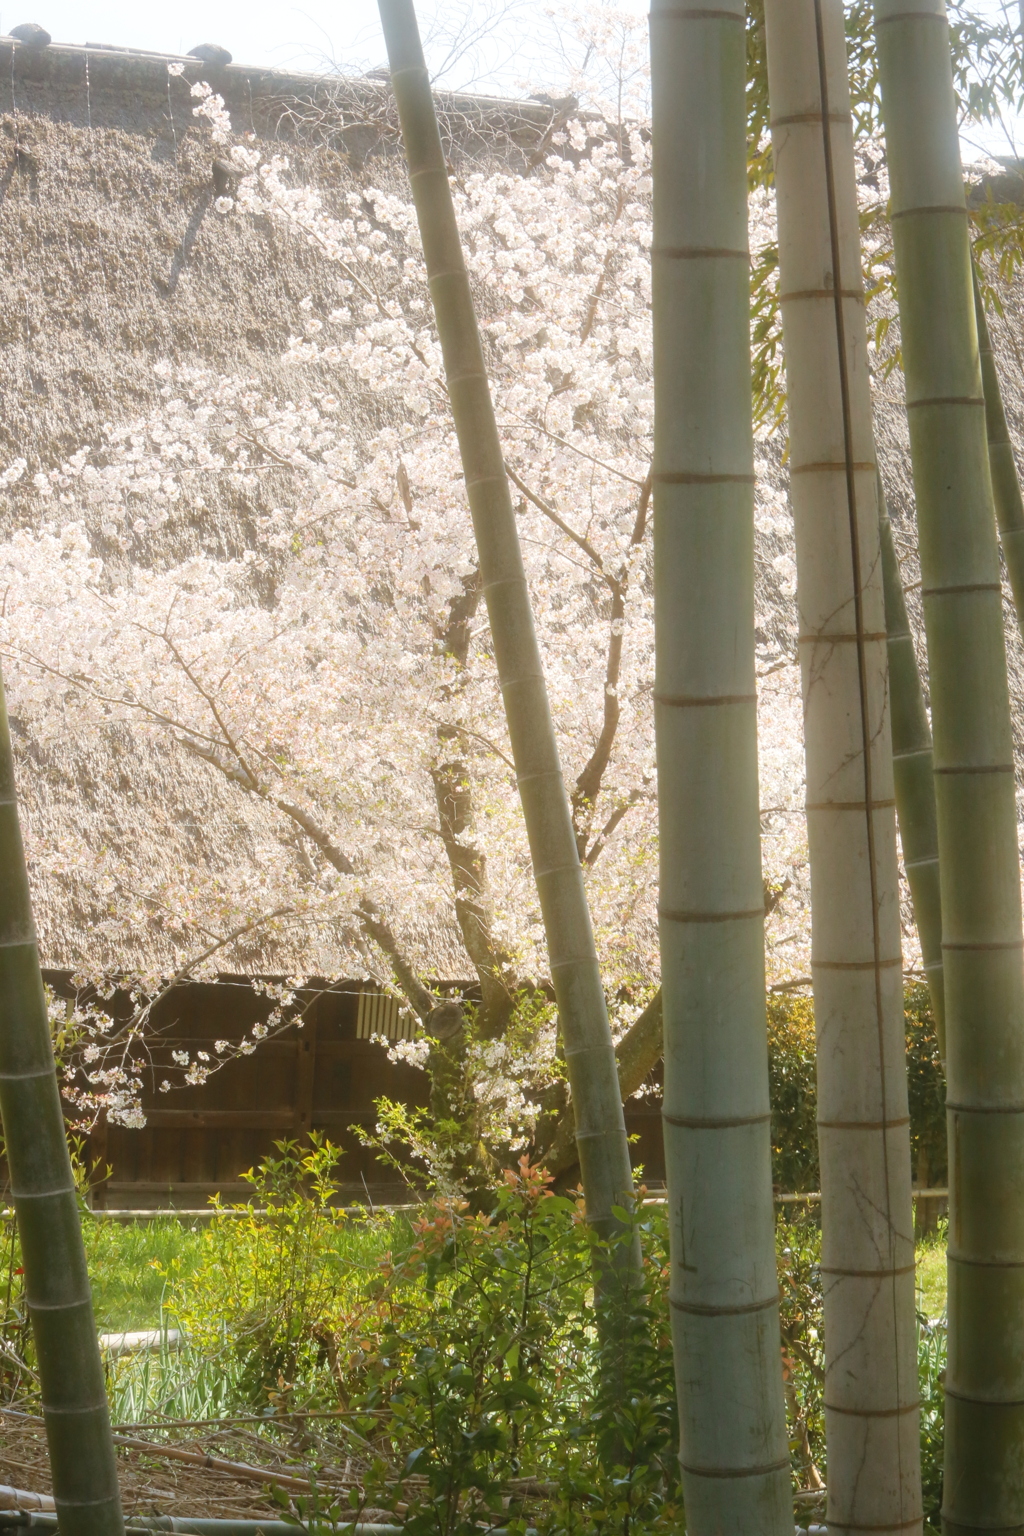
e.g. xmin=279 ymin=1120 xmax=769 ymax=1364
xmin=34 ymin=972 xmax=665 ymax=1208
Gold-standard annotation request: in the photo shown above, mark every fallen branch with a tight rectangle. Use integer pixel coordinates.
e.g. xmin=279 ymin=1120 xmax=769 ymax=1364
xmin=112 ymin=1433 xmax=343 ymax=1496
xmin=0 ymin=1410 xmax=346 ymax=1499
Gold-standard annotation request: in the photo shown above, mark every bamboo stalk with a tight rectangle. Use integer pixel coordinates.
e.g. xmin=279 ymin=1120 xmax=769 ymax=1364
xmin=649 ymin=2 xmax=790 ymax=1530
xmin=0 ymin=673 xmax=124 ymax=1536
xmin=878 ymin=477 xmax=945 ymax=1049
xmin=974 ymin=265 xmax=1024 ymax=636
xmin=765 ymin=4 xmax=921 ymax=1532
xmin=374 ymin=1 xmax=636 ymax=1258
xmin=874 ymin=2 xmax=1024 ymax=1529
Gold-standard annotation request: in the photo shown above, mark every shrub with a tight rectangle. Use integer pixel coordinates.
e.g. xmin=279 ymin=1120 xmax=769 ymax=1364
xmin=164 ymin=1149 xmax=680 ymax=1533
xmin=904 ymin=983 xmax=947 ymax=1189
xmin=160 ymin=1135 xmax=395 ymax=1410
xmin=768 ymin=993 xmax=819 ymax=1192
xmin=767 ymin=985 xmax=946 ymax=1194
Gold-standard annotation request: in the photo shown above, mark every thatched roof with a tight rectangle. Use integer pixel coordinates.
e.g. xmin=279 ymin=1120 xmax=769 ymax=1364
xmin=0 ymin=39 xmax=560 ymax=976
xmin=0 ymin=37 xmax=553 ymax=476
xmin=3 ymin=33 xmax=1024 ymax=982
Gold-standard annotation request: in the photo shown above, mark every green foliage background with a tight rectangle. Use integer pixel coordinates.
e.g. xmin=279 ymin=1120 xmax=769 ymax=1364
xmin=767 ymin=983 xmax=945 ymax=1192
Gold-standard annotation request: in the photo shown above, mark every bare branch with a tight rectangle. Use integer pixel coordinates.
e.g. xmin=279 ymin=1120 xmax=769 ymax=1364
xmin=583 ymin=780 xmax=650 ymax=866
xmin=500 ymin=418 xmax=648 ymax=486
xmin=506 ymin=463 xmax=613 ymax=584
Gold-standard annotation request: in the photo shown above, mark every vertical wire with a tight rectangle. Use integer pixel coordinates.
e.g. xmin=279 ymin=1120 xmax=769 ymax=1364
xmin=166 ymin=73 xmax=179 ymax=167
xmin=811 ymin=0 xmax=910 ymax=1510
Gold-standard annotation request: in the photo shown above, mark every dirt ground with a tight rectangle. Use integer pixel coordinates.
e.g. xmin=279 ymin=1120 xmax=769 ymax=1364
xmin=0 ymin=1412 xmax=393 ymax=1522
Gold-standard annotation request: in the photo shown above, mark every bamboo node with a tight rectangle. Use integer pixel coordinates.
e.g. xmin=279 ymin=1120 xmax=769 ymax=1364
xmin=825 ymin=1517 xmax=924 ymax=1532
xmin=817 ymin=1116 xmax=911 ymax=1128
xmin=942 ymin=938 xmax=1024 ymax=950
xmin=650 ymin=245 xmax=748 ymax=259
xmin=679 ymin=1456 xmax=791 ymax=1479
xmin=943 ymin=1386 xmax=1024 ymax=1405
xmin=914 ymin=583 xmax=994 ymax=595
xmin=653 ymin=691 xmax=756 ymax=707
xmin=670 ymin=1292 xmax=780 ymax=1316
xmin=805 ymin=799 xmax=897 ymax=811
xmin=658 ymin=906 xmax=763 ymax=923
xmin=875 ymin=6 xmax=948 ymax=23
xmin=791 ymin=460 xmax=876 ymax=474
xmin=662 ymin=1110 xmax=770 ymax=1128
xmin=771 ymin=112 xmax=852 ymax=127
xmin=650 ymin=7 xmax=744 ymax=20
xmin=945 ymin=1101 xmax=1024 ymax=1114
xmin=906 ymin=396 xmax=984 ymax=409
xmin=798 ymin=631 xmax=887 ymax=642
xmin=810 ymin=956 xmax=902 ymax=970
xmin=8 ymin=1186 xmax=75 ymax=1202
xmin=889 ymin=203 xmax=968 ymax=219
xmin=819 ymin=1263 xmax=917 ymax=1277
xmin=781 ymin=288 xmax=865 ymax=302
xmin=932 ymin=763 xmax=1013 ymax=774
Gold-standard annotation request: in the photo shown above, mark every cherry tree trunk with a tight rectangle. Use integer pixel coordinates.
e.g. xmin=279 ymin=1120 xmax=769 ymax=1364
xmin=766 ymin=2 xmax=922 ymax=1531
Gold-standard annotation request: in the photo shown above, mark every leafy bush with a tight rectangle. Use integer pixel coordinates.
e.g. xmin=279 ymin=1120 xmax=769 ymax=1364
xmin=777 ymin=1211 xmax=825 ymax=1496
xmin=160 ymin=1135 xmax=396 ymax=1410
xmin=0 ymin=1208 xmax=30 ymax=1403
xmin=904 ymin=983 xmax=947 ymax=1190
xmin=163 ymin=1148 xmax=680 ymax=1533
xmin=768 ymin=994 xmax=819 ymax=1192
xmin=768 ymin=985 xmax=946 ymax=1194
xmin=919 ymin=1308 xmax=946 ymax=1531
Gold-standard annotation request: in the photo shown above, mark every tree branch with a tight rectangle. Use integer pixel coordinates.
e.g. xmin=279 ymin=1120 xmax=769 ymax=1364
xmin=357 ymin=901 xmax=436 ymax=1021
xmin=539 ymin=988 xmax=663 ymax=1177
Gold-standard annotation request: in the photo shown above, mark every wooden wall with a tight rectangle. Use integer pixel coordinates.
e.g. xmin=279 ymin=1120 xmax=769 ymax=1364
xmin=38 ymin=973 xmax=666 ymax=1207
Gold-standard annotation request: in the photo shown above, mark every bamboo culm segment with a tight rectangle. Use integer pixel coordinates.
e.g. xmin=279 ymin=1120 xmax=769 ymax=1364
xmin=878 ymin=478 xmax=945 ymax=1050
xmin=0 ymin=674 xmax=124 ymax=1536
xmin=649 ymin=3 xmax=790 ymax=1530
xmin=375 ymin=0 xmax=636 ymax=1244
xmin=766 ymin=3 xmax=921 ymax=1532
xmin=974 ymin=266 xmax=1024 ymax=638
xmin=875 ymin=3 xmax=1024 ymax=1531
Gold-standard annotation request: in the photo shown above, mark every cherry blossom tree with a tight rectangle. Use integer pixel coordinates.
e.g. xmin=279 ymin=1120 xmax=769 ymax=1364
xmin=12 ymin=0 xmax=1017 ymax=1149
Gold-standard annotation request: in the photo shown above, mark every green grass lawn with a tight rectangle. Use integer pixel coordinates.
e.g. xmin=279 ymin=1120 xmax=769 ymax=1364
xmin=83 ymin=1214 xmax=211 ymax=1332
xmin=82 ymin=1211 xmax=953 ymax=1333
xmin=916 ymin=1229 xmax=948 ymax=1320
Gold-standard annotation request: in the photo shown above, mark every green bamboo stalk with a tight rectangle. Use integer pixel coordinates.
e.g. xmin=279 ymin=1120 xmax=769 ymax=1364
xmin=974 ymin=266 xmax=1024 ymax=635
xmin=375 ymin=0 xmax=636 ymax=1253
xmin=765 ymin=3 xmax=921 ymax=1531
xmin=0 ymin=673 xmax=123 ymax=1536
xmin=649 ymin=2 xmax=790 ymax=1529
xmin=875 ymin=3 xmax=1024 ymax=1530
xmin=878 ymin=477 xmax=945 ymax=1049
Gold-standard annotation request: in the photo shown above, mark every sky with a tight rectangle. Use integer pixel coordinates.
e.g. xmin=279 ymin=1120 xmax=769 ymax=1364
xmin=0 ymin=0 xmax=1019 ymax=156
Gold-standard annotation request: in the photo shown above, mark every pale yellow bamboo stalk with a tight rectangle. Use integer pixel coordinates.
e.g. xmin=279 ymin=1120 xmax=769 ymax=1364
xmin=765 ymin=3 xmax=921 ymax=1533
